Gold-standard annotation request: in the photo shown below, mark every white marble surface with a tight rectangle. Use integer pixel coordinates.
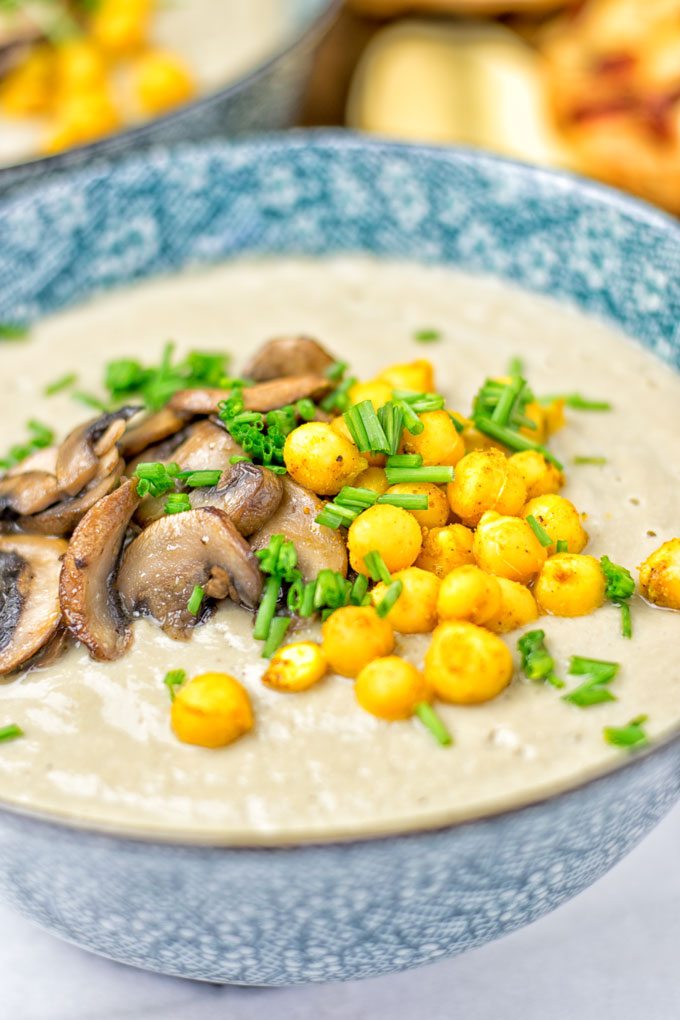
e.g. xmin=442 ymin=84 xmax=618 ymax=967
xmin=2 ymin=806 xmax=679 ymax=1020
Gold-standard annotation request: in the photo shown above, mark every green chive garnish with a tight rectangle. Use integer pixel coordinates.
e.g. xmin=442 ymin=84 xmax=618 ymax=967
xmin=0 ymin=724 xmax=23 ymax=743
xmin=386 ymin=454 xmax=423 ymax=468
xmin=472 ymin=416 xmax=563 ymax=470
xmin=604 ymin=714 xmax=649 ymax=751
xmin=363 ymin=551 xmax=392 ymax=585
xmin=375 ymin=580 xmax=403 ymax=618
xmin=601 ymin=555 xmax=635 ymax=639
xmin=377 ymin=402 xmax=405 ymax=456
xmin=526 ymin=514 xmax=553 ymax=548
xmin=165 ymin=493 xmax=192 ymax=515
xmin=415 ymin=702 xmax=452 ymax=746
xmin=187 ymin=585 xmax=205 ymax=616
xmin=541 ymin=393 xmax=612 ymax=411
xmin=507 ymin=356 xmax=524 ymax=375
xmin=518 ymin=630 xmax=563 ymax=689
xmin=176 ymin=469 xmax=222 ymax=488
xmin=562 ymin=657 xmax=619 ymax=707
xmin=556 ymin=539 xmax=569 ymax=554
xmin=253 ymin=576 xmax=281 ymax=641
xmin=44 ymin=372 xmax=78 ymax=396
xmin=229 ymin=455 xmax=252 ymax=464
xmin=413 ymin=328 xmax=441 ymax=343
xmin=325 ymin=360 xmax=348 ymax=382
xmin=163 ymin=669 xmax=187 ymax=701
xmin=335 ymin=487 xmax=379 ymax=509
xmin=343 ymin=401 xmax=390 ymax=454
xmin=295 ymin=398 xmax=317 ymax=421
xmin=315 ymin=504 xmax=359 ymax=529
xmin=385 ymin=465 xmax=454 ymax=485
xmin=377 ymin=493 xmax=429 ymax=511
xmin=72 ymin=390 xmax=110 ymax=412
xmin=395 ymin=398 xmax=424 ymax=436
xmin=573 ymin=456 xmax=607 ymax=466
xmin=262 ymin=616 xmax=291 ymax=658
xmin=0 ymin=323 xmax=29 ymax=340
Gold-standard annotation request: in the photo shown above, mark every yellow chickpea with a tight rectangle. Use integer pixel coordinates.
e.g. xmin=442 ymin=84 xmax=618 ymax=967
xmin=322 ymin=606 xmax=395 ymax=677
xmin=331 ymin=416 xmax=385 ymax=467
xmin=403 ymin=410 xmax=465 ymax=467
xmin=371 ymin=567 xmax=440 ymax=633
xmin=262 ymin=642 xmax=327 ymax=693
xmin=92 ymin=0 xmax=152 ymax=56
xmin=377 ymin=359 xmax=435 ymax=393
xmin=284 ymin=422 xmax=366 ymax=496
xmin=55 ymin=39 xmax=108 ymax=96
xmin=134 ymin=50 xmax=196 ymax=115
xmin=415 ymin=523 xmax=475 ymax=578
xmin=509 ymin=450 xmax=564 ymax=500
xmin=353 ymin=466 xmax=389 ymax=494
xmin=0 ymin=47 xmax=54 ymax=116
xmin=348 ymin=504 xmax=422 ymax=575
xmin=522 ymin=494 xmax=588 ymax=554
xmin=385 ymin=482 xmax=449 ymax=530
xmin=425 ymin=621 xmax=513 ymax=705
xmin=484 ymin=577 xmax=539 ymax=634
xmin=347 ymin=379 xmax=393 ymax=411
xmin=43 ymin=88 xmax=121 ymax=153
xmin=534 ymin=554 xmax=605 ymax=617
xmin=437 ymin=565 xmax=502 ymax=625
xmin=355 ymin=656 xmax=431 ymax=721
xmin=171 ymin=672 xmax=253 ymax=749
xmin=638 ymin=538 xmax=680 ymax=610
xmin=473 ymin=510 xmax=548 ymax=584
xmin=447 ymin=448 xmax=527 ymax=527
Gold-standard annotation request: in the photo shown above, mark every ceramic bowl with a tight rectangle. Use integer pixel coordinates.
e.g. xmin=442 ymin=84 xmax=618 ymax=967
xmin=0 ymin=135 xmax=678 ymax=985
xmin=0 ymin=0 xmax=339 ymax=195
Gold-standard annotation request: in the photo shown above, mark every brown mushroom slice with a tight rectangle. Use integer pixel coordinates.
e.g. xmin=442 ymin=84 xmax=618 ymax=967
xmin=250 ymin=477 xmax=348 ymax=583
xmin=59 ymin=480 xmax=140 ymax=661
xmin=0 ymin=535 xmax=68 ymax=676
xmin=22 ymin=626 xmax=70 ymax=672
xmin=0 ymin=472 xmax=62 ymax=516
xmin=118 ymin=406 xmax=190 ymax=459
xmin=57 ymin=406 xmax=139 ymax=497
xmin=20 ymin=468 xmax=122 ymax=537
xmin=169 ymin=374 xmax=332 ymax=417
xmin=243 ymin=336 xmax=336 ymax=382
xmin=7 ymin=446 xmax=58 ymax=477
xmin=116 ymin=507 xmax=262 ymax=640
xmin=188 ymin=462 xmax=283 ymax=536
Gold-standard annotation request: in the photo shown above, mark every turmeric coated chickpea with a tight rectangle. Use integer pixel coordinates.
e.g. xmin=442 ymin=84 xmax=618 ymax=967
xmin=262 ymin=642 xmax=327 ymax=693
xmin=171 ymin=672 xmax=254 ymax=749
xmin=436 ymin=565 xmax=502 ymax=625
xmin=371 ymin=567 xmax=440 ymax=633
xmin=284 ymin=422 xmax=366 ymax=495
xmin=91 ymin=0 xmax=153 ymax=56
xmin=385 ymin=482 xmax=449 ymax=530
xmin=134 ymin=50 xmax=196 ymax=115
xmin=415 ymin=523 xmax=475 ymax=578
xmin=425 ymin=621 xmax=513 ymax=705
xmin=43 ymin=88 xmax=121 ymax=153
xmin=377 ymin=359 xmax=435 ymax=393
xmin=473 ymin=511 xmax=547 ymax=584
xmin=322 ymin=606 xmax=395 ymax=677
xmin=447 ymin=447 xmax=527 ymax=527
xmin=534 ymin=553 xmax=605 ymax=617
xmin=355 ymin=657 xmax=431 ymax=721
xmin=638 ymin=538 xmax=680 ymax=610
xmin=348 ymin=504 xmax=422 ymax=575
xmin=522 ymin=494 xmax=588 ymax=554
xmin=331 ymin=416 xmax=385 ymax=467
xmin=55 ymin=39 xmax=108 ymax=95
xmin=484 ymin=577 xmax=539 ymax=634
xmin=347 ymin=379 xmax=393 ymax=411
xmin=403 ymin=410 xmax=464 ymax=467
xmin=0 ymin=47 xmax=53 ymax=116
xmin=353 ymin=466 xmax=389 ymax=494
xmin=509 ymin=450 xmax=564 ymax=500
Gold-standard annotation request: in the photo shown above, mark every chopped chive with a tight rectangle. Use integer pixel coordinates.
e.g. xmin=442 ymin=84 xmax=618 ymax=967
xmin=376 ymin=493 xmax=429 ymax=510
xmin=363 ymin=551 xmax=392 ymax=585
xmin=600 ymin=555 xmax=635 ymax=639
xmin=377 ymin=402 xmax=405 ymax=456
xmin=413 ymin=327 xmax=441 ymax=343
xmin=335 ymin=486 xmax=379 ymax=509
xmin=343 ymin=401 xmax=389 ymax=454
xmin=394 ymin=390 xmax=446 ymax=413
xmin=491 ymin=376 xmax=525 ymax=426
xmin=518 ymin=630 xmax=563 ymax=689
xmin=395 ymin=398 xmax=424 ymax=436
xmin=72 ymin=391 xmax=110 ymax=412
xmin=350 ymin=573 xmax=369 ymax=605
xmin=253 ymin=576 xmax=281 ymax=640
xmin=573 ymin=456 xmax=607 ymax=466
xmin=386 ymin=454 xmax=423 ymax=468
xmin=556 ymin=539 xmax=569 ymax=554
xmin=325 ymin=360 xmax=348 ymax=383
xmin=620 ymin=602 xmax=632 ymax=640
xmin=569 ymin=656 xmax=619 ymax=679
xmin=385 ymin=465 xmax=454 ymax=485
xmin=295 ymin=398 xmax=317 ymax=421
xmin=187 ymin=585 xmax=205 ymax=616
xmin=262 ymin=616 xmax=291 ymax=658
xmin=450 ymin=414 xmax=465 ymax=434
xmin=163 ymin=669 xmax=187 ymax=701
xmin=507 ymin=356 xmax=524 ymax=375
xmin=604 ymin=714 xmax=649 ymax=750
xmin=315 ymin=504 xmax=359 ymax=529
xmin=526 ymin=514 xmax=553 ymax=548
xmin=0 ymin=323 xmax=29 ymax=340
xmin=320 ymin=375 xmax=356 ymax=414
xmin=415 ymin=702 xmax=452 ymax=746
xmin=541 ymin=393 xmax=612 ymax=411
xmin=375 ymin=580 xmax=403 ymax=618
xmin=299 ymin=581 xmax=317 ymax=617
xmin=177 ymin=470 xmax=223 ymax=488
xmin=165 ymin=492 xmax=191 ymax=515
xmin=0 ymin=724 xmax=23 ymax=743
xmin=44 ymin=372 xmax=78 ymax=396
xmin=229 ymin=455 xmax=252 ymax=464
xmin=286 ymin=577 xmax=304 ymax=613
xmin=563 ymin=656 xmax=619 ymax=707
xmin=472 ymin=415 xmax=563 ymax=470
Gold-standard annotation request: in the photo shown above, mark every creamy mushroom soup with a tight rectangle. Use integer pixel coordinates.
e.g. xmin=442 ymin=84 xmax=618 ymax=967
xmin=0 ymin=256 xmax=679 ymax=844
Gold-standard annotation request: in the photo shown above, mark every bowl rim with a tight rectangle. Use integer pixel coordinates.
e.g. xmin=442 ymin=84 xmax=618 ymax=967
xmin=0 ymin=0 xmax=341 ymax=180
xmin=0 ymin=130 xmax=678 ymax=850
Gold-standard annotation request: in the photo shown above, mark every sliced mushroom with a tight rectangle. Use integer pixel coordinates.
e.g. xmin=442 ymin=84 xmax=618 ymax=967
xmin=6 ymin=446 xmax=58 ymax=477
xmin=243 ymin=336 xmax=335 ymax=382
xmin=116 ymin=507 xmax=262 ymax=640
xmin=125 ymin=428 xmax=192 ymax=477
xmin=0 ymin=472 xmax=62 ymax=516
xmin=19 ymin=468 xmax=122 ymax=537
xmin=0 ymin=534 xmax=68 ymax=676
xmin=188 ymin=462 xmax=283 ymax=536
xmin=57 ymin=406 xmax=139 ymax=497
xmin=59 ymin=480 xmax=140 ymax=661
xmin=250 ymin=477 xmax=348 ymax=583
xmin=118 ymin=406 xmax=190 ymax=459
xmin=169 ymin=374 xmax=332 ymax=417
xmin=22 ymin=626 xmax=70 ymax=672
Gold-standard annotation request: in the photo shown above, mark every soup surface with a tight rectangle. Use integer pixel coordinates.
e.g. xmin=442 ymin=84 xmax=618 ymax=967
xmin=0 ymin=256 xmax=679 ymax=844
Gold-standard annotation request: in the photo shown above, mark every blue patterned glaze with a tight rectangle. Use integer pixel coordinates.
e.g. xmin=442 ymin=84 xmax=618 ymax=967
xmin=0 ymin=135 xmax=678 ymax=985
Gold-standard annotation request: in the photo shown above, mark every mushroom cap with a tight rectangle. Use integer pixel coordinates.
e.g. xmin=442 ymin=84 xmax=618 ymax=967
xmin=243 ymin=336 xmax=335 ymax=382
xmin=188 ymin=461 xmax=283 ymax=536
xmin=250 ymin=477 xmax=348 ymax=583
xmin=118 ymin=406 xmax=190 ymax=459
xmin=0 ymin=471 xmax=62 ymax=516
xmin=59 ymin=479 xmax=141 ymax=661
xmin=116 ymin=507 xmax=263 ymax=640
xmin=169 ymin=375 xmax=332 ymax=417
xmin=57 ymin=407 xmax=139 ymax=497
xmin=0 ymin=534 xmax=68 ymax=676
xmin=20 ymin=467 xmax=122 ymax=537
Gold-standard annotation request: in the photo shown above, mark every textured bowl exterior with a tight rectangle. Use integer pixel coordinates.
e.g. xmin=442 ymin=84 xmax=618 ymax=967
xmin=0 ymin=135 xmax=678 ymax=983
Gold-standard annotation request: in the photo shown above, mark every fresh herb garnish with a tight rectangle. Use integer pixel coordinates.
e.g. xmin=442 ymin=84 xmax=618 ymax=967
xmin=0 ymin=323 xmax=29 ymax=341
xmin=601 ymin=555 xmax=635 ymax=639
xmin=393 ymin=389 xmax=446 ymax=413
xmin=386 ymin=453 xmax=422 ymax=468
xmin=164 ymin=493 xmax=191 ymax=515
xmin=507 ymin=356 xmax=524 ymax=376
xmin=218 ymin=392 xmax=301 ymax=472
xmin=473 ymin=416 xmax=563 ymax=469
xmin=363 ymin=551 xmax=392 ymax=585
xmin=413 ymin=328 xmax=442 ymax=343
xmin=72 ymin=391 xmax=110 ymax=413
xmin=377 ymin=402 xmax=404 ymax=456
xmin=105 ymin=343 xmax=232 ymax=411
xmin=540 ymin=393 xmax=612 ymax=411
xmin=44 ymin=372 xmax=78 ymax=396
xmin=384 ymin=465 xmax=454 ymax=485
xmin=375 ymin=579 xmax=403 ymax=618
xmin=562 ymin=656 xmax=619 ymax=707
xmin=573 ymin=456 xmax=607 ymax=466
xmin=415 ymin=702 xmax=452 ymax=746
xmin=518 ymin=630 xmax=564 ymax=689
xmin=175 ymin=469 xmax=222 ymax=488
xmin=526 ymin=514 xmax=553 ymax=548
xmin=343 ymin=401 xmax=389 ymax=454
xmin=471 ymin=373 xmax=563 ymax=468
xmin=187 ymin=585 xmax=205 ymax=617
xmin=556 ymin=539 xmax=569 ymax=553
xmin=0 ymin=419 xmax=54 ymax=472
xmin=163 ymin=669 xmax=187 ymax=701
xmin=0 ymin=724 xmax=23 ymax=743
xmin=255 ymin=534 xmax=299 ymax=582
xmin=603 ymin=714 xmax=649 ymax=750
xmin=133 ymin=462 xmax=179 ymax=498
xmin=325 ymin=360 xmax=348 ymax=383
xmin=262 ymin=616 xmax=291 ymax=658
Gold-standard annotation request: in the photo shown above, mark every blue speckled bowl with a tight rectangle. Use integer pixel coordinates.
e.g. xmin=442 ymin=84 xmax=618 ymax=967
xmin=0 ymin=135 xmax=679 ymax=985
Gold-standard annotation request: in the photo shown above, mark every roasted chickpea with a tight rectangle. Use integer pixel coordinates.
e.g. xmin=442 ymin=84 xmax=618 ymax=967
xmin=639 ymin=538 xmax=680 ymax=610
xmin=371 ymin=567 xmax=440 ymax=633
xmin=331 ymin=416 xmax=385 ymax=467
xmin=348 ymin=504 xmax=422 ymax=575
xmin=473 ymin=511 xmax=547 ymax=584
xmin=347 ymin=379 xmax=393 ymax=411
xmin=92 ymin=0 xmax=152 ymax=56
xmin=385 ymin=482 xmax=449 ymax=530
xmin=447 ymin=448 xmax=526 ymax=527
xmin=484 ymin=577 xmax=539 ymax=634
xmin=509 ymin=450 xmax=564 ymax=500
xmin=534 ymin=553 xmax=605 ymax=617
xmin=284 ymin=422 xmax=366 ymax=495
xmin=522 ymin=494 xmax=588 ymax=554
xmin=425 ymin=621 xmax=513 ymax=705
xmin=134 ymin=50 xmax=196 ymax=115
xmin=356 ymin=656 xmax=431 ymax=721
xmin=377 ymin=359 xmax=435 ymax=393
xmin=262 ymin=642 xmax=327 ymax=693
xmin=0 ymin=47 xmax=53 ymax=116
xmin=43 ymin=88 xmax=121 ymax=153
xmin=322 ymin=606 xmax=395 ymax=677
xmin=353 ymin=466 xmax=389 ymax=494
xmin=55 ymin=39 xmax=108 ymax=95
xmin=437 ymin=565 xmax=502 ymax=625
xmin=171 ymin=672 xmax=253 ymax=749
xmin=403 ymin=410 xmax=465 ymax=467
xmin=415 ymin=523 xmax=475 ymax=578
